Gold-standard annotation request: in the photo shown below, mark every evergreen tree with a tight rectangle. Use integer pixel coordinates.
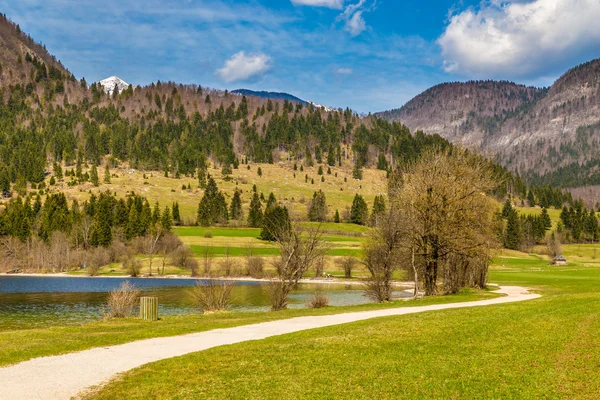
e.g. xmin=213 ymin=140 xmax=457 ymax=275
xmin=527 ymin=190 xmax=535 ymax=207
xmin=318 ymin=166 xmax=323 ymax=175
xmin=257 ymin=167 xmax=262 ymax=177
xmin=90 ymin=164 xmax=99 ymax=187
xmin=334 ymin=209 xmax=340 ymax=223
xmin=501 ymin=198 xmax=513 ymax=218
xmin=247 ymin=192 xmax=263 ymax=228
xmin=54 ymin=163 xmax=63 ymax=180
xmin=370 ymin=195 xmax=386 ymax=224
xmin=197 ymin=177 xmax=228 ymax=226
xmin=230 ymin=189 xmax=243 ymax=220
xmin=305 ymin=145 xmax=314 ymax=167
xmin=352 ymin=162 xmax=363 ymax=180
xmin=260 ymin=205 xmax=291 ymax=241
xmin=541 ymin=207 xmax=552 ymax=230
xmin=308 ymin=190 xmax=328 ymax=222
xmin=172 ymin=202 xmax=181 ymax=226
xmin=266 ymin=192 xmax=277 ymax=210
xmin=161 ymin=206 xmax=172 ymax=231
xmin=151 ymin=202 xmax=161 ymax=225
xmin=504 ymin=209 xmax=521 ymax=250
xmin=92 ymin=192 xmax=113 ymax=247
xmin=104 ymin=163 xmax=111 ymax=184
xmin=377 ymin=154 xmax=388 ymax=170
xmin=350 ymin=194 xmax=368 ymax=225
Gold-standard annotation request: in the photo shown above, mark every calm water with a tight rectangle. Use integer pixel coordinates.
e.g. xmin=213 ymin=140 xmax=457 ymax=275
xmin=0 ymin=276 xmax=408 ymax=330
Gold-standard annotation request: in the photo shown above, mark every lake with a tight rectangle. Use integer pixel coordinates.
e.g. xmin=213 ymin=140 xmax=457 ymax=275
xmin=0 ymin=276 xmax=410 ymax=331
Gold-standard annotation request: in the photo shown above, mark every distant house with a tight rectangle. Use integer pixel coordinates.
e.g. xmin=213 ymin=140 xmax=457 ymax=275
xmin=553 ymin=255 xmax=567 ymax=266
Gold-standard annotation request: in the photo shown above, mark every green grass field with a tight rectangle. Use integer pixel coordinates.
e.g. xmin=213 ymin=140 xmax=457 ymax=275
xmin=83 ymin=249 xmax=600 ymax=399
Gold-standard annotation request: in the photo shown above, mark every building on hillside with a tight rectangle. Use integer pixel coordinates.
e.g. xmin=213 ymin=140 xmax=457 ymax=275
xmin=553 ymin=255 xmax=567 ymax=266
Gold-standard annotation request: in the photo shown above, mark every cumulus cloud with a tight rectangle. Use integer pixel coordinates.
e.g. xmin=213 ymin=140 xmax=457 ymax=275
xmin=438 ymin=0 xmax=600 ymax=78
xmin=216 ymin=52 xmax=272 ymax=83
xmin=290 ymin=0 xmax=344 ymax=8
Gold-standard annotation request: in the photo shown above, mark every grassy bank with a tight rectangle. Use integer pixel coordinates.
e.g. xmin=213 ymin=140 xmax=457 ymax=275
xmin=0 ymin=289 xmax=495 ymax=367
xmin=85 ymin=252 xmax=600 ymax=399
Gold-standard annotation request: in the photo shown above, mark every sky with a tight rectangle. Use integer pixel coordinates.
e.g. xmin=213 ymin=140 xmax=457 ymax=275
xmin=4 ymin=0 xmax=600 ymax=112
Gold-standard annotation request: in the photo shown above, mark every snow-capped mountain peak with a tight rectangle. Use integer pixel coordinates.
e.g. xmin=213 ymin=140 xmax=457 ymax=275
xmin=99 ymin=76 xmax=129 ymax=95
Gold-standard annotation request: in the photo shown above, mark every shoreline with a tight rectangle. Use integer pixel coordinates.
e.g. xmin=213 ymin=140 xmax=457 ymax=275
xmin=0 ymin=272 xmax=414 ymax=288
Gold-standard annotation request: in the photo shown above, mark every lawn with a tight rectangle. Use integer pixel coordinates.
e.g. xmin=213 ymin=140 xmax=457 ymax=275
xmin=84 ymin=252 xmax=600 ymax=399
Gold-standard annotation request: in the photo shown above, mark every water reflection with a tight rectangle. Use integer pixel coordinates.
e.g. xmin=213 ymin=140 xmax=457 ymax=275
xmin=0 ymin=276 xmax=409 ymax=331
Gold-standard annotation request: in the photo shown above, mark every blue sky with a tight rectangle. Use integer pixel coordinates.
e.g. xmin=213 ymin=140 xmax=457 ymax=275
xmin=5 ymin=0 xmax=600 ymax=112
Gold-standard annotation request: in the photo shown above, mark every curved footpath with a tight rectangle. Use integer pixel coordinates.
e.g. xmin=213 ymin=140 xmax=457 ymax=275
xmin=0 ymin=286 xmax=539 ymax=400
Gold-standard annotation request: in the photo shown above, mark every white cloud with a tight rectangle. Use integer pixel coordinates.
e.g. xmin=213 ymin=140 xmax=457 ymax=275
xmin=216 ymin=52 xmax=272 ymax=83
xmin=335 ymin=67 xmax=353 ymax=74
xmin=336 ymin=0 xmax=372 ymax=37
xmin=291 ymin=0 xmax=344 ymax=8
xmin=438 ymin=0 xmax=600 ymax=78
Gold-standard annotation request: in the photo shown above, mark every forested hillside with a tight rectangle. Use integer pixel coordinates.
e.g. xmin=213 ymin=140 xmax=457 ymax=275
xmin=377 ymin=59 xmax=600 ymax=190
xmin=0 ymin=13 xmax=571 ymax=212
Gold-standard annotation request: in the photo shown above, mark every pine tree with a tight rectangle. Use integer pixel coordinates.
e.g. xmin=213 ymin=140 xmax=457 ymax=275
xmin=260 ymin=205 xmax=291 ymax=241
xmin=334 ymin=209 xmax=340 ymax=223
xmin=266 ymin=192 xmax=277 ymax=210
xmin=257 ymin=167 xmax=262 ymax=177
xmin=370 ymin=195 xmax=386 ymax=225
xmin=541 ymin=207 xmax=552 ymax=230
xmin=352 ymin=162 xmax=363 ymax=180
xmin=377 ymin=154 xmax=388 ymax=170
xmin=172 ymin=202 xmax=181 ymax=226
xmin=230 ymin=189 xmax=243 ymax=220
xmin=248 ymin=192 xmax=263 ymax=228
xmin=350 ymin=194 xmax=368 ymax=225
xmin=54 ymin=163 xmax=63 ymax=180
xmin=318 ymin=166 xmax=323 ymax=175
xmin=90 ymin=164 xmax=99 ymax=187
xmin=197 ymin=177 xmax=228 ymax=226
xmin=161 ymin=206 xmax=172 ymax=231
xmin=305 ymin=145 xmax=314 ymax=167
xmin=527 ymin=190 xmax=535 ymax=207
xmin=308 ymin=190 xmax=328 ymax=222
xmin=104 ymin=163 xmax=111 ymax=184
xmin=151 ymin=202 xmax=161 ymax=225
xmin=505 ymin=209 xmax=521 ymax=250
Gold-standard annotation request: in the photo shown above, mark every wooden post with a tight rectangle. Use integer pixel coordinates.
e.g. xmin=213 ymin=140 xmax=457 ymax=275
xmin=140 ymin=297 xmax=159 ymax=321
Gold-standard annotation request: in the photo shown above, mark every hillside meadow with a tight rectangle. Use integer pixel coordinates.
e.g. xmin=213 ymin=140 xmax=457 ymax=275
xmin=30 ymin=162 xmax=388 ymax=223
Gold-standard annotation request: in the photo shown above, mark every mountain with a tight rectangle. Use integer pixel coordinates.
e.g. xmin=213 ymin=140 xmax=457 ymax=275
xmin=377 ymin=59 xmax=600 ymax=187
xmin=231 ymin=89 xmax=306 ymax=104
xmin=0 ymin=14 xmax=70 ymax=84
xmin=99 ymin=76 xmax=129 ymax=95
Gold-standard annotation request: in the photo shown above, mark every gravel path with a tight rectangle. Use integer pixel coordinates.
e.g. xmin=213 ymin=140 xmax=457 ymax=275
xmin=0 ymin=286 xmax=539 ymax=400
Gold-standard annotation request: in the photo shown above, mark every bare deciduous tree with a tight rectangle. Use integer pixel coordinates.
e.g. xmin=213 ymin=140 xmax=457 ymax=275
xmin=390 ymin=148 xmax=498 ymax=295
xmin=335 ymin=256 xmax=358 ymax=279
xmin=268 ymin=225 xmax=326 ymax=311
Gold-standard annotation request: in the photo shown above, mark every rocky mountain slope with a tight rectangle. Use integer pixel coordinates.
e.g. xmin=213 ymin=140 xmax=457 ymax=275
xmin=377 ymin=60 xmax=600 ymax=186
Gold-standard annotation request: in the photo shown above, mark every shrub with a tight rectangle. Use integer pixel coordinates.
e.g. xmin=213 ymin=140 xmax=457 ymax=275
xmin=336 ymin=256 xmax=358 ymax=279
xmin=305 ymin=293 xmax=329 ymax=309
xmin=245 ymin=256 xmax=264 ymax=278
xmin=204 ymin=231 xmax=213 ymax=238
xmin=123 ymin=256 xmax=142 ymax=277
xmin=189 ymin=280 xmax=234 ymax=313
xmin=186 ymin=257 xmax=199 ymax=277
xmin=169 ymin=245 xmax=194 ymax=267
xmin=106 ymin=281 xmax=140 ymax=318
